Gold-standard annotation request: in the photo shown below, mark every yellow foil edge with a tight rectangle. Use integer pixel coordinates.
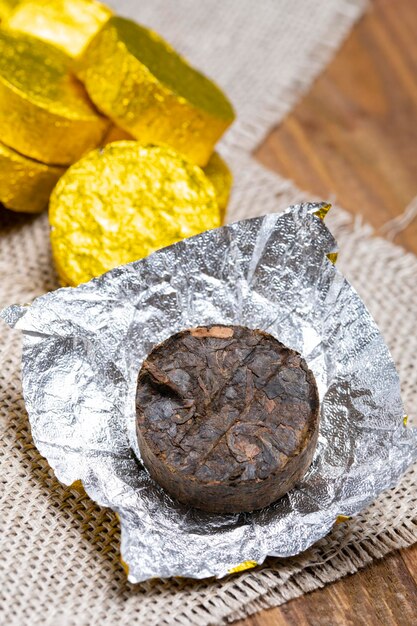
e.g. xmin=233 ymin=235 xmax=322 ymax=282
xmin=228 ymin=560 xmax=258 ymax=574
xmin=0 ymin=140 xmax=65 ymax=213
xmin=114 ymin=512 xmax=130 ymax=576
xmin=314 ymin=202 xmax=332 ymax=220
xmin=4 ymin=0 xmax=112 ymax=58
xmin=313 ymin=203 xmax=337 ymax=264
xmin=203 ymin=152 xmax=233 ymax=223
xmin=120 ymin=557 xmax=130 ymax=576
xmin=326 ymin=252 xmax=338 ymax=264
xmin=76 ymin=17 xmax=235 ymax=166
xmin=403 ymin=415 xmax=409 ymax=427
xmin=335 ymin=515 xmax=351 ymax=524
xmin=68 ymin=479 xmax=86 ymax=495
xmin=0 ymin=29 xmax=109 ymax=165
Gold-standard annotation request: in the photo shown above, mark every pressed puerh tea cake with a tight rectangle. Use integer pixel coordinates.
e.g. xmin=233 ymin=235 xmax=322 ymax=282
xmin=136 ymin=325 xmax=320 ymax=514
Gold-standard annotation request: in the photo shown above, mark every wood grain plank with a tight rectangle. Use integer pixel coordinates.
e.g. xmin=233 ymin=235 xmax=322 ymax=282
xmin=256 ymin=0 xmax=417 ymax=254
xmin=237 ymin=546 xmax=417 ymax=626
xmin=236 ymin=0 xmax=417 ymax=624
xmin=401 ymin=543 xmax=417 ymax=588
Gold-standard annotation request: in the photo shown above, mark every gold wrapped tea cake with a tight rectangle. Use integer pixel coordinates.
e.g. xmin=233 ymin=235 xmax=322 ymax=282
xmin=102 ymin=125 xmax=134 ymax=146
xmin=0 ymin=29 xmax=109 ymax=165
xmin=49 ymin=142 xmax=221 ymax=286
xmin=4 ymin=0 xmax=112 ymax=57
xmin=203 ymin=152 xmax=233 ymax=221
xmin=102 ymin=129 xmax=233 ymax=216
xmin=76 ymin=17 xmax=235 ymax=166
xmin=0 ymin=0 xmax=20 ymax=21
xmin=0 ymin=141 xmax=64 ymax=213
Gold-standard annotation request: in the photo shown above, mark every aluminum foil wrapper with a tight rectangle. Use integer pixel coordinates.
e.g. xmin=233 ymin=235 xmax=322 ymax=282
xmin=3 ymin=203 xmax=417 ymax=582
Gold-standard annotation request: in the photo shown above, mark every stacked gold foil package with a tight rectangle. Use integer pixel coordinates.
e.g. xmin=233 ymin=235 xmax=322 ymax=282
xmin=3 ymin=0 xmax=112 ymax=56
xmin=0 ymin=0 xmax=234 ymax=286
xmin=0 ymin=0 xmax=111 ymax=214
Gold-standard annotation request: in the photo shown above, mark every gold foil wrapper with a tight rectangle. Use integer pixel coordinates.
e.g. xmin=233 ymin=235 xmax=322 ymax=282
xmin=228 ymin=561 xmax=258 ymax=574
xmin=203 ymin=152 xmax=233 ymax=222
xmin=102 ymin=130 xmax=232 ymax=217
xmin=4 ymin=0 xmax=112 ymax=58
xmin=314 ymin=203 xmax=332 ymax=220
xmin=0 ymin=29 xmax=109 ymax=165
xmin=49 ymin=142 xmax=221 ymax=286
xmin=0 ymin=0 xmax=20 ymax=21
xmin=76 ymin=17 xmax=235 ymax=167
xmin=0 ymin=140 xmax=64 ymax=213
xmin=102 ymin=125 xmax=134 ymax=146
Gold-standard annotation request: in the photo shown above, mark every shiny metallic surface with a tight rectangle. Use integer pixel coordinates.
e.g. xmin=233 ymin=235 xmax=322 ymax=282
xmin=49 ymin=142 xmax=221 ymax=286
xmin=76 ymin=16 xmax=235 ymax=166
xmin=3 ymin=0 xmax=112 ymax=57
xmin=101 ymin=131 xmax=233 ymax=218
xmin=3 ymin=203 xmax=416 ymax=582
xmin=0 ymin=0 xmax=19 ymax=20
xmin=0 ymin=29 xmax=109 ymax=165
xmin=203 ymin=151 xmax=233 ymax=222
xmin=0 ymin=140 xmax=65 ymax=213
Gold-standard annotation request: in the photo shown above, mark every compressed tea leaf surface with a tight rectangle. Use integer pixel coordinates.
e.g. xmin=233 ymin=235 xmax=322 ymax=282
xmin=136 ymin=325 xmax=320 ymax=513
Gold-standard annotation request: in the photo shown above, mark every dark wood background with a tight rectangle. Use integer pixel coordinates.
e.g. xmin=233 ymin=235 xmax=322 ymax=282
xmin=237 ymin=0 xmax=417 ymax=624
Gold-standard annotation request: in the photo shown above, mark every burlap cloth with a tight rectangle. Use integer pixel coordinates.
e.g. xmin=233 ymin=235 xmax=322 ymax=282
xmin=2 ymin=1 xmax=417 ymax=624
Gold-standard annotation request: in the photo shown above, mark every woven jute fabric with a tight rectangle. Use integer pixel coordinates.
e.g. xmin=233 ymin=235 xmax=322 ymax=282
xmin=2 ymin=2 xmax=417 ymax=625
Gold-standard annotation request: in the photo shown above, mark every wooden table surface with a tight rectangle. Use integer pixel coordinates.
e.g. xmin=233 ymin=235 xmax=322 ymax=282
xmin=237 ymin=0 xmax=417 ymax=624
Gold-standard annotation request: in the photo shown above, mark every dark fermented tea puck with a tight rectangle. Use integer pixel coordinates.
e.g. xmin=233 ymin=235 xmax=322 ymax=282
xmin=136 ymin=325 xmax=320 ymax=514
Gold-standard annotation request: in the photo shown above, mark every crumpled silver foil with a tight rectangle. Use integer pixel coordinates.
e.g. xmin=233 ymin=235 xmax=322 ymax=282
xmin=3 ymin=203 xmax=417 ymax=582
